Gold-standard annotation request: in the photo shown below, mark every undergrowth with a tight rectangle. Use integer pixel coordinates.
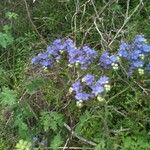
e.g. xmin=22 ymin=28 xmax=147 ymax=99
xmin=0 ymin=0 xmax=150 ymax=150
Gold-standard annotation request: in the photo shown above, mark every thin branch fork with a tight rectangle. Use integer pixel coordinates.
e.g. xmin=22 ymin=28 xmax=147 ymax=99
xmin=64 ymin=123 xmax=97 ymax=147
xmin=108 ymin=0 xmax=143 ymax=47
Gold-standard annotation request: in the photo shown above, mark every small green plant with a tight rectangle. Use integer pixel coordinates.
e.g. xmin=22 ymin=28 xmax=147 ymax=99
xmin=40 ymin=111 xmax=64 ymax=132
xmin=15 ymin=139 xmax=32 ymax=150
xmin=50 ymin=134 xmax=63 ymax=150
xmin=0 ymin=25 xmax=14 ymax=48
xmin=0 ymin=87 xmax=17 ymax=106
xmin=0 ymin=12 xmax=17 ymax=48
xmin=6 ymin=12 xmax=18 ymax=20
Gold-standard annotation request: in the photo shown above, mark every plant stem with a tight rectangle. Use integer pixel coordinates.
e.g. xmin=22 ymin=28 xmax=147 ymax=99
xmin=104 ymin=101 xmax=110 ymax=150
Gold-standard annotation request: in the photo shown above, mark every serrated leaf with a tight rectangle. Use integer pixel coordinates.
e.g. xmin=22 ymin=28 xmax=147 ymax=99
xmin=40 ymin=111 xmax=64 ymax=132
xmin=0 ymin=32 xmax=14 ymax=48
xmin=14 ymin=115 xmax=30 ymax=139
xmin=50 ymin=134 xmax=63 ymax=150
xmin=0 ymin=87 xmax=17 ymax=106
xmin=15 ymin=139 xmax=32 ymax=150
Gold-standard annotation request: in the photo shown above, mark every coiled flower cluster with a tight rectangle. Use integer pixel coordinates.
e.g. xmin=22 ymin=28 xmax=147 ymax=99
xmin=32 ymin=38 xmax=97 ymax=70
xmin=69 ymin=74 xmax=110 ymax=107
xmin=117 ymin=35 xmax=150 ymax=75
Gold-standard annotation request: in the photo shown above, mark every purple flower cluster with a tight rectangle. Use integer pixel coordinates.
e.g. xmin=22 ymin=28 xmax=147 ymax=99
xmin=32 ymin=38 xmax=97 ymax=69
xmin=118 ymin=35 xmax=150 ymax=74
xmin=32 ymin=35 xmax=150 ymax=105
xmin=99 ymin=51 xmax=118 ymax=69
xmin=71 ymin=74 xmax=110 ymax=101
xmin=32 ymin=39 xmax=65 ymax=67
xmin=99 ymin=35 xmax=150 ymax=75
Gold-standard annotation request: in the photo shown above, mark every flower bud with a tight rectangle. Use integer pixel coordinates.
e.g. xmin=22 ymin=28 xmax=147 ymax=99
xmin=48 ymin=54 xmax=52 ymax=59
xmin=81 ymin=78 xmax=85 ymax=83
xmin=138 ymin=68 xmax=144 ymax=75
xmin=139 ymin=54 xmax=145 ymax=60
xmin=104 ymin=84 xmax=111 ymax=92
xmin=97 ymin=95 xmax=105 ymax=102
xmin=60 ymin=50 xmax=64 ymax=54
xmin=144 ymin=39 xmax=147 ymax=43
xmin=75 ymin=61 xmax=80 ymax=68
xmin=116 ymin=56 xmax=120 ymax=61
xmin=68 ymin=64 xmax=73 ymax=68
xmin=56 ymin=59 xmax=60 ymax=63
xmin=43 ymin=66 xmax=48 ymax=71
xmin=76 ymin=100 xmax=83 ymax=108
xmin=112 ymin=63 xmax=119 ymax=70
xmin=69 ymin=87 xmax=73 ymax=94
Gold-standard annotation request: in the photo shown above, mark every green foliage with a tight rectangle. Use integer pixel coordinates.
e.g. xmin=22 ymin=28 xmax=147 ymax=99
xmin=0 ymin=139 xmax=8 ymax=150
xmin=75 ymin=111 xmax=102 ymax=142
xmin=122 ymin=135 xmax=150 ymax=150
xmin=6 ymin=12 xmax=18 ymax=20
xmin=0 ymin=0 xmax=150 ymax=149
xmin=25 ymin=78 xmax=46 ymax=95
xmin=50 ymin=134 xmax=63 ymax=150
xmin=0 ymin=27 xmax=14 ymax=48
xmin=14 ymin=115 xmax=30 ymax=139
xmin=15 ymin=139 xmax=32 ymax=150
xmin=0 ymin=87 xmax=17 ymax=106
xmin=40 ymin=111 xmax=64 ymax=132
xmin=0 ymin=12 xmax=17 ymax=48
xmin=94 ymin=141 xmax=105 ymax=150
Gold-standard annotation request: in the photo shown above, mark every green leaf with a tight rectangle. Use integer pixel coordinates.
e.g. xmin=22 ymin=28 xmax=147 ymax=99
xmin=94 ymin=140 xmax=105 ymax=150
xmin=0 ymin=32 xmax=14 ymax=48
xmin=40 ymin=111 xmax=64 ymax=132
xmin=5 ymin=12 xmax=18 ymax=20
xmin=14 ymin=115 xmax=30 ymax=139
xmin=15 ymin=139 xmax=32 ymax=150
xmin=0 ymin=87 xmax=17 ymax=106
xmin=25 ymin=78 xmax=45 ymax=94
xmin=3 ymin=25 xmax=11 ymax=32
xmin=51 ymin=134 xmax=63 ymax=150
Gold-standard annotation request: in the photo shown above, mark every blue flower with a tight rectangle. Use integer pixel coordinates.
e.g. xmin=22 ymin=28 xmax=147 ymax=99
xmin=31 ymin=57 xmax=39 ymax=65
xmin=52 ymin=38 xmax=66 ymax=50
xmin=40 ymin=59 xmax=53 ymax=67
xmin=91 ymin=84 xmax=104 ymax=96
xmin=82 ymin=74 xmax=95 ymax=86
xmin=141 ymin=44 xmax=150 ymax=54
xmin=68 ymin=48 xmax=81 ymax=64
xmin=118 ymin=49 xmax=128 ymax=58
xmin=31 ymin=52 xmax=53 ymax=67
xmin=72 ymin=81 xmax=82 ymax=93
xmin=65 ymin=38 xmax=76 ymax=51
xmin=47 ymin=45 xmax=60 ymax=57
xmin=75 ymin=92 xmax=91 ymax=101
xmin=128 ymin=50 xmax=141 ymax=60
xmin=99 ymin=51 xmax=118 ymax=68
xmin=67 ymin=45 xmax=97 ymax=69
xmin=82 ymin=46 xmax=97 ymax=59
xmin=131 ymin=60 xmax=144 ymax=68
xmin=134 ymin=35 xmax=146 ymax=44
xmin=118 ymin=42 xmax=130 ymax=58
xmin=97 ymin=76 xmax=109 ymax=85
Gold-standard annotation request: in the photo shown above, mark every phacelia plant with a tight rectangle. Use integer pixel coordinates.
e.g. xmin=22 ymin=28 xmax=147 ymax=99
xmin=32 ymin=35 xmax=150 ymax=106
